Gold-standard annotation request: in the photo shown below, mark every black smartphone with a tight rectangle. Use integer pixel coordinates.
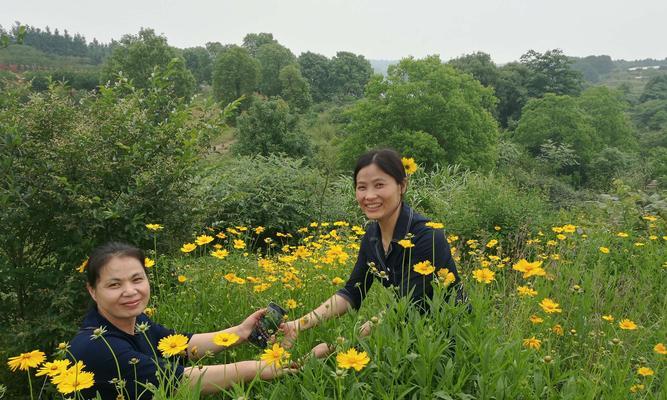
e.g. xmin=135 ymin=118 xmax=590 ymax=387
xmin=247 ymin=302 xmax=287 ymax=348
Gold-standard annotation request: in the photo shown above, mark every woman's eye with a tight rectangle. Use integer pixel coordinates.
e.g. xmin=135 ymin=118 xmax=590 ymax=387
xmin=133 ymin=278 xmax=144 ymax=283
xmin=108 ymin=283 xmax=120 ymax=288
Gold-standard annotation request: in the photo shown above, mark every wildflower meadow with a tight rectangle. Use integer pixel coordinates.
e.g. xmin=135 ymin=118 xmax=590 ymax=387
xmin=6 ymin=184 xmax=666 ymax=398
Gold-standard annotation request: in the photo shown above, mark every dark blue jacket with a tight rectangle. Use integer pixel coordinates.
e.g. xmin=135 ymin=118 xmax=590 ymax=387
xmin=337 ymin=203 xmax=461 ymax=311
xmin=69 ymin=307 xmax=191 ymax=399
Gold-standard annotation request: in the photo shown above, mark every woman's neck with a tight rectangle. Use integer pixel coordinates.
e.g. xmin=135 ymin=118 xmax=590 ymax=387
xmin=378 ymin=202 xmax=402 ymax=252
xmin=98 ymin=308 xmax=136 ymax=335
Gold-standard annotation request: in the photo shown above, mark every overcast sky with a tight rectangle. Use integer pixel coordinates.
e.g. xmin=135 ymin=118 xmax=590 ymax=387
xmin=3 ymin=0 xmax=666 ymax=63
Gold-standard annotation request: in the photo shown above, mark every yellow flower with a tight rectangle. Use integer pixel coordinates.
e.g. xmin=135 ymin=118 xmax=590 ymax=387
xmin=260 ymin=344 xmax=290 ymax=368
xmin=552 ymin=324 xmax=564 ymax=336
xmin=286 ymin=299 xmax=298 ymax=309
xmin=180 ymin=243 xmax=197 ymax=253
xmin=425 ymin=221 xmax=445 ymax=229
xmin=195 ymin=234 xmax=214 ymax=246
xmin=598 ymin=246 xmax=609 ymax=254
xmin=233 ymin=239 xmax=246 ymax=249
xmin=486 ymin=239 xmax=498 ymax=249
xmin=602 ymin=315 xmax=614 ymax=322
xmin=76 ymin=259 xmax=88 ymax=273
xmin=551 ymin=226 xmax=563 ymax=233
xmin=401 ymin=157 xmax=418 ymax=175
xmin=413 ymin=260 xmax=435 ymax=276
xmin=618 ymin=319 xmax=637 ymax=330
xmin=398 ymin=239 xmax=414 ymax=248
xmin=332 ymin=277 xmax=345 ymax=285
xmin=561 ymin=224 xmax=576 ymax=233
xmin=522 ymin=337 xmax=541 ymax=350
xmin=654 ymin=343 xmax=667 ymax=355
xmin=517 ymin=286 xmax=538 ymax=297
xmin=637 ymin=367 xmax=654 ymax=376
xmin=216 ymin=232 xmax=227 ymax=239
xmin=634 ymin=242 xmax=645 ymax=247
xmin=529 ymin=315 xmax=544 ymax=324
xmin=336 ymin=348 xmax=370 ymax=371
xmin=437 ymin=269 xmax=456 ymax=287
xmin=556 ymin=234 xmax=566 ymax=241
xmin=512 ymin=259 xmax=546 ymax=278
xmin=7 ymin=350 xmax=45 ymax=371
xmin=211 ymin=249 xmax=229 ymax=259
xmin=472 ymin=268 xmax=495 ymax=284
xmin=145 ymin=223 xmax=163 ymax=231
xmin=144 ymin=257 xmax=155 ymax=268
xmin=254 ymin=226 xmax=265 ymax=234
xmin=253 ymin=283 xmax=271 ymax=293
xmin=642 ymin=215 xmax=657 ymax=222
xmin=494 ymin=225 xmax=501 ymax=231
xmin=630 ymin=384 xmax=644 ymax=393
xmin=213 ymin=332 xmax=240 ymax=347
xmin=177 ymin=275 xmax=187 ymax=283
xmin=539 ymin=298 xmax=562 ymax=314
xmin=35 ymin=359 xmax=70 ymax=377
xmin=616 ymin=232 xmax=628 ymax=237
xmin=158 ymin=334 xmax=189 ymax=357
xmin=56 ymin=370 xmax=95 ymax=394
xmin=144 ymin=307 xmax=155 ymax=317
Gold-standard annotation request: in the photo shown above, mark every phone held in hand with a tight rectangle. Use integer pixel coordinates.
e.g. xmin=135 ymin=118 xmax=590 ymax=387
xmin=248 ymin=302 xmax=287 ymax=348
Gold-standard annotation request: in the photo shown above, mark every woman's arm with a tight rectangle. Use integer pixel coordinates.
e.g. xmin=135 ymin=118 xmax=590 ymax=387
xmin=183 ymin=360 xmax=290 ymax=394
xmin=285 ymin=294 xmax=352 ymax=336
xmin=187 ymin=309 xmax=265 ymax=360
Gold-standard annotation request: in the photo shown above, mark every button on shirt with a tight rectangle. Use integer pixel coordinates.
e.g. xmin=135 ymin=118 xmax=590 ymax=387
xmin=337 ymin=203 xmax=460 ymax=311
xmin=69 ymin=307 xmax=192 ymax=399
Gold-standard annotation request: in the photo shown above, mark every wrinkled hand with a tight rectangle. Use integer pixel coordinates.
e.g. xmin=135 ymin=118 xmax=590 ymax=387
xmin=258 ymin=361 xmax=299 ymax=380
xmin=359 ymin=320 xmax=375 ymax=337
xmin=310 ymin=342 xmax=333 ymax=359
xmin=279 ymin=320 xmax=299 ymax=349
xmin=237 ymin=308 xmax=266 ymax=340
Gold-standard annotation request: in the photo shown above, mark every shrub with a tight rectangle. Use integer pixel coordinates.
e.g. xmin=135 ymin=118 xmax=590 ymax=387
xmin=195 ymin=154 xmax=351 ymax=233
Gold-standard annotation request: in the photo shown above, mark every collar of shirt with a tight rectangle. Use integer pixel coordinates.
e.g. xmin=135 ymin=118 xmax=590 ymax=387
xmin=367 ymin=202 xmax=415 ymax=246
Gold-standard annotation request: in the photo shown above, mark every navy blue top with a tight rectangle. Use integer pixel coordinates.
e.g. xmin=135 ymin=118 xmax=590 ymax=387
xmin=337 ymin=202 xmax=462 ymax=310
xmin=69 ymin=307 xmax=192 ymax=399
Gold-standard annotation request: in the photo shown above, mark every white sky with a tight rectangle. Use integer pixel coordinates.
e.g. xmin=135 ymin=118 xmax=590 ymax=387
xmin=3 ymin=0 xmax=666 ymax=63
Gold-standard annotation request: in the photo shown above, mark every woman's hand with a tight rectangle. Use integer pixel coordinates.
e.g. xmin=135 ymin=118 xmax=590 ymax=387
xmin=280 ymin=320 xmax=300 ymax=348
xmin=258 ymin=360 xmax=299 ymax=380
xmin=236 ymin=308 xmax=266 ymax=340
xmin=310 ymin=342 xmax=333 ymax=359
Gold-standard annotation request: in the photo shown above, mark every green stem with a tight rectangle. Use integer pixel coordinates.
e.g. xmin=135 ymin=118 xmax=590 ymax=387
xmin=27 ymin=370 xmax=34 ymax=400
xmin=97 ymin=334 xmax=126 ymax=398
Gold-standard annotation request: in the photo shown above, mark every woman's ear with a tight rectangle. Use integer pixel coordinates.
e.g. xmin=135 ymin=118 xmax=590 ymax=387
xmin=400 ymin=179 xmax=408 ymax=195
xmin=86 ymin=283 xmax=97 ymax=302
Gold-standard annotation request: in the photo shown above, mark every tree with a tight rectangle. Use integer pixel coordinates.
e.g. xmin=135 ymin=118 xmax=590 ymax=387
xmin=571 ymin=55 xmax=615 ymax=83
xmin=235 ymin=97 xmax=311 ymax=158
xmin=212 ymin=45 xmax=259 ymax=105
xmin=101 ymin=28 xmax=195 ymax=99
xmin=183 ymin=46 xmax=213 ymax=84
xmin=298 ymin=51 xmax=332 ymax=102
xmin=330 ymin=51 xmax=373 ymax=98
xmin=514 ymin=93 xmax=598 ymax=181
xmin=242 ymin=33 xmax=278 ymax=57
xmin=342 ymin=55 xmax=498 ymax=171
xmin=520 ymin=49 xmax=583 ymax=98
xmin=255 ymin=43 xmax=297 ymax=97
xmin=578 ymin=86 xmax=636 ymax=150
xmin=495 ymin=62 xmax=531 ymax=128
xmin=279 ymin=64 xmax=312 ymax=111
xmin=448 ymin=51 xmax=499 ymax=88
xmin=639 ymin=74 xmax=667 ymax=102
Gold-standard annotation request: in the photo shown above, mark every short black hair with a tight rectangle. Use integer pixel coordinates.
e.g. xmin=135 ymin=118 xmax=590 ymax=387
xmin=353 ymin=148 xmax=406 ymax=186
xmin=86 ymin=242 xmax=145 ymax=288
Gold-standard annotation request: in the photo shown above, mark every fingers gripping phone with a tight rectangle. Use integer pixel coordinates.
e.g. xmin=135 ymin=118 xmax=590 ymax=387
xmin=248 ymin=302 xmax=287 ymax=348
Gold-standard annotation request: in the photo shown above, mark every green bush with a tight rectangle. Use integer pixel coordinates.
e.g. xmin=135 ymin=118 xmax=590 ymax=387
xmin=195 ymin=154 xmax=352 ymax=233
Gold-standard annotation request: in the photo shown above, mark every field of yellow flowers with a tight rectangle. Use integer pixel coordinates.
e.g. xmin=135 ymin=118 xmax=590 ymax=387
xmin=6 ymin=215 xmax=666 ymax=399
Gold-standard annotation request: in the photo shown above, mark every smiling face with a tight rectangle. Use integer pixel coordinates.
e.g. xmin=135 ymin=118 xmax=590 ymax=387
xmin=355 ymin=163 xmax=406 ymax=225
xmin=87 ymin=256 xmax=150 ymax=329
